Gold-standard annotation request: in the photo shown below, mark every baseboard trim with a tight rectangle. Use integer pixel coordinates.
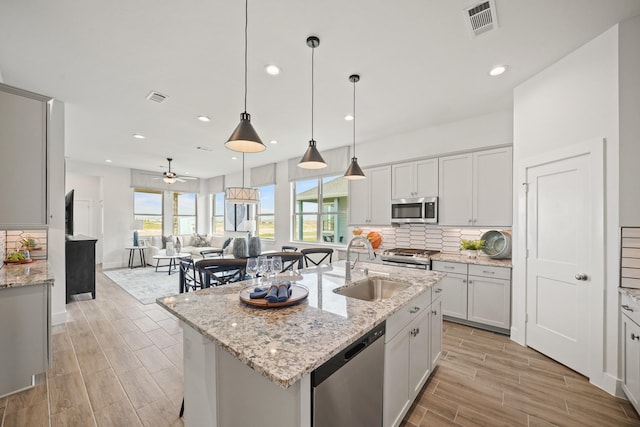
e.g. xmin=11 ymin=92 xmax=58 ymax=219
xmin=52 ymin=310 xmax=67 ymax=326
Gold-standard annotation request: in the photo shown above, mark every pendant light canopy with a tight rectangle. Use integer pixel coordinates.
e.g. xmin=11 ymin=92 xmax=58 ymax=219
xmin=225 ymin=0 xmax=265 ymax=153
xmin=344 ymin=74 xmax=366 ymax=180
xmin=225 ymin=153 xmax=260 ymax=204
xmin=298 ymin=36 xmax=327 ymax=169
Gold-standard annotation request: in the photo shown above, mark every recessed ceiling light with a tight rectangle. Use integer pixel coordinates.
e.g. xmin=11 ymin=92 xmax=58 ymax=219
xmin=345 ymin=114 xmax=354 ymax=121
xmin=132 ymin=133 xmax=146 ymax=139
xmin=489 ymin=65 xmax=507 ymax=76
xmin=232 ymin=156 xmax=238 ymax=160
xmin=197 ymin=115 xmax=211 ymax=122
xmin=105 ymin=159 xmax=112 ymax=163
xmin=265 ymin=64 xmax=280 ymax=75
xmin=269 ymin=140 xmax=278 ymax=144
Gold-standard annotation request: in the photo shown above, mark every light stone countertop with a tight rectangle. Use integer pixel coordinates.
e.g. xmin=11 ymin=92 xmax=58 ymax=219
xmin=620 ymin=287 xmax=640 ymax=303
xmin=430 ymin=253 xmax=513 ymax=268
xmin=157 ymin=261 xmax=445 ymax=388
xmin=0 ymin=260 xmax=54 ymax=289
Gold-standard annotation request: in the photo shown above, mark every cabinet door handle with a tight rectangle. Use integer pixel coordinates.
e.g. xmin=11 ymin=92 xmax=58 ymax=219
xmin=482 ymin=270 xmax=495 ymax=275
xmin=468 ymin=280 xmax=473 ymax=284
xmin=409 ymin=307 xmax=421 ymax=314
xmin=432 ymin=310 xmax=437 ymax=315
xmin=468 ymin=219 xmax=473 ymax=223
xmin=463 ymin=279 xmax=467 ymax=283
xmin=623 ymin=305 xmax=634 ymax=312
xmin=632 ymin=333 xmax=640 ymax=341
xmin=434 ymin=288 xmax=442 ymax=293
xmin=444 ymin=266 xmax=455 ymax=270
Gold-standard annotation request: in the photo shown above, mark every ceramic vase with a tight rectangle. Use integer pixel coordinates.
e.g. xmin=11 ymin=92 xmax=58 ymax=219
xmin=233 ymin=238 xmax=248 ymax=258
xmin=248 ymin=237 xmax=261 ymax=257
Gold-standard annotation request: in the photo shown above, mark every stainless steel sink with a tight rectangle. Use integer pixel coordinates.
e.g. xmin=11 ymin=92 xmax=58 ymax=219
xmin=334 ymin=277 xmax=410 ymax=301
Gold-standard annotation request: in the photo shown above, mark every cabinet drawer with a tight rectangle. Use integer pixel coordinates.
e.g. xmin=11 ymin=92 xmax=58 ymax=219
xmin=432 ymin=261 xmax=467 ymax=275
xmin=386 ymin=291 xmax=431 ymax=342
xmin=468 ymin=264 xmax=511 ymax=280
xmin=622 ymin=293 xmax=640 ymax=326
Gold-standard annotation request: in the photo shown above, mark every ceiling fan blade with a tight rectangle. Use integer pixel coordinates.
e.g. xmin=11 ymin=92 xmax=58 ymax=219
xmin=181 ymin=176 xmax=198 ymax=180
xmin=177 ymin=178 xmax=186 ymax=183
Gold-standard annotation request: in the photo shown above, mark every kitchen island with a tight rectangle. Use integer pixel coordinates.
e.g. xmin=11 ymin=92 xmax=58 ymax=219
xmin=157 ymin=261 xmax=444 ymax=427
xmin=0 ymin=260 xmax=53 ymax=397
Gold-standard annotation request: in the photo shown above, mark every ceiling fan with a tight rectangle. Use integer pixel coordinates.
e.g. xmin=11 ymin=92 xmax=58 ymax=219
xmin=152 ymin=158 xmax=197 ymax=184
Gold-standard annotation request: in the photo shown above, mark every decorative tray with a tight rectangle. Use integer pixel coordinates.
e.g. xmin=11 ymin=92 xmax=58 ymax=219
xmin=3 ymin=258 xmax=34 ymax=264
xmin=239 ymin=284 xmax=309 ymax=308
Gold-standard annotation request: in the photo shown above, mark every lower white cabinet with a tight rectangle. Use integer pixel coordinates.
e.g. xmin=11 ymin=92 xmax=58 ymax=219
xmin=622 ymin=294 xmax=640 ymax=413
xmin=432 ymin=260 xmax=511 ymax=332
xmin=384 ymin=289 xmax=442 ymax=427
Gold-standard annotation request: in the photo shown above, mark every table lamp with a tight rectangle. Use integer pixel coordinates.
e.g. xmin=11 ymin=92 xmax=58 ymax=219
xmin=132 ymin=220 xmax=144 ymax=246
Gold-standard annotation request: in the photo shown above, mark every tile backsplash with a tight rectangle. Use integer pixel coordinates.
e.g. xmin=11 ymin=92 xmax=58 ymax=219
xmin=0 ymin=229 xmax=48 ymax=260
xmin=351 ymin=224 xmax=511 ymax=257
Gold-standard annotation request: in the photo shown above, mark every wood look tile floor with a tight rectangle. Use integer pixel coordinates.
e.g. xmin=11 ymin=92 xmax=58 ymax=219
xmin=1 ymin=267 xmax=638 ymax=426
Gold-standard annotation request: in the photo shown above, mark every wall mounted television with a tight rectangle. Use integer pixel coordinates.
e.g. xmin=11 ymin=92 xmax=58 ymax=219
xmin=65 ymin=189 xmax=74 ymax=236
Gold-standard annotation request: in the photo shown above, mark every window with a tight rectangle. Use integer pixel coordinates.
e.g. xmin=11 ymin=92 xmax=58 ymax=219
xmin=257 ymin=185 xmax=275 ymax=239
xmin=173 ymin=192 xmax=197 ymax=235
xmin=292 ymin=175 xmax=348 ymax=244
xmin=134 ymin=189 xmax=163 ymax=237
xmin=211 ymin=192 xmax=225 ymax=235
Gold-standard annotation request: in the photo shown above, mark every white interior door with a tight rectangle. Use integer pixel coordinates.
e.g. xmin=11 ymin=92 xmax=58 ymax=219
xmin=525 ymin=153 xmax=591 ymax=376
xmin=74 ymin=199 xmax=92 ymax=237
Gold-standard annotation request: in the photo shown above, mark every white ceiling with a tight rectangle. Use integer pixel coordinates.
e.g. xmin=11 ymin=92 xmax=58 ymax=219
xmin=1 ymin=0 xmax=639 ymax=179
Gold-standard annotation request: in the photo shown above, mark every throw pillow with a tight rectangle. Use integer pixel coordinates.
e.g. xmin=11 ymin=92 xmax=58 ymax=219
xmin=162 ymin=235 xmax=174 ymax=249
xmin=192 ymin=233 xmax=208 ymax=247
xmin=223 ymin=238 xmax=235 ymax=255
xmin=222 ymin=237 xmax=232 ymax=250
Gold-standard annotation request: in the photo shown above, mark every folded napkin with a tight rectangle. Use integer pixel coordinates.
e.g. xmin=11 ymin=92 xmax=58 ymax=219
xmin=264 ymin=285 xmax=280 ymax=303
xmin=249 ymin=281 xmax=293 ymax=301
xmin=277 ymin=283 xmax=291 ymax=302
xmin=249 ymin=288 xmax=268 ymax=299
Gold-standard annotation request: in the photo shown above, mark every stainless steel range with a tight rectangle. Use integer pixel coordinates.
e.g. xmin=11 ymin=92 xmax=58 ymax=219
xmin=379 ymin=248 xmax=440 ymax=269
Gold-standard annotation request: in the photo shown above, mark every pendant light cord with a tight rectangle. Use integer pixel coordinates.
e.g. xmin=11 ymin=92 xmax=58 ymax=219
xmin=311 ymin=45 xmax=315 ymax=141
xmin=243 ymin=0 xmax=248 ymax=114
xmin=352 ymin=79 xmax=356 ymax=157
xmin=242 ymin=153 xmax=245 ymax=187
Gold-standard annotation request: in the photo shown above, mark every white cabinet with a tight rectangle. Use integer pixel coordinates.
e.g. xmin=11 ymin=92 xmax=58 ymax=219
xmin=391 ymin=159 xmax=438 ymax=199
xmin=0 ymin=84 xmax=51 ymax=227
xmin=348 ymin=165 xmax=391 ymax=225
xmin=622 ymin=293 xmax=640 ymax=413
xmin=438 ymin=147 xmax=512 ymax=226
xmin=384 ymin=289 xmax=442 ymax=427
xmin=432 ymin=260 xmax=511 ymax=333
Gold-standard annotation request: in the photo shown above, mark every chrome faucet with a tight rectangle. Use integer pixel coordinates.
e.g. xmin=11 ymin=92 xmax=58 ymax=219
xmin=345 ymin=235 xmax=375 ymax=282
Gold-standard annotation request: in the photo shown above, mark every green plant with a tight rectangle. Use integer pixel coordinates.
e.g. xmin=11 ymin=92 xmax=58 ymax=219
xmin=460 ymin=239 xmax=485 ymax=251
xmin=20 ymin=236 xmax=36 ymax=248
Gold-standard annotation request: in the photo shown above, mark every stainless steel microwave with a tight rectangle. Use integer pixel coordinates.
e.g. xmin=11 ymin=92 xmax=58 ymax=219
xmin=391 ymin=197 xmax=438 ymax=224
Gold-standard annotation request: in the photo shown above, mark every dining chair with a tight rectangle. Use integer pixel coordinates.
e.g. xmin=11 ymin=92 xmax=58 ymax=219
xmin=200 ymin=249 xmax=224 ymax=258
xmin=178 ymin=258 xmax=203 ymax=293
xmin=196 ymin=258 xmax=248 ymax=287
xmin=299 ymin=248 xmax=333 ymax=268
xmin=281 ymin=245 xmax=298 ymax=252
xmin=263 ymin=251 xmax=303 ymax=273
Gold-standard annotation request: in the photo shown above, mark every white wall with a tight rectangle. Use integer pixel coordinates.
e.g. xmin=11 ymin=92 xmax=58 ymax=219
xmin=66 ymin=172 xmax=103 ymax=263
xmin=513 ymin=25 xmax=620 ymax=394
xmin=66 ymin=160 xmax=132 ymax=269
xmin=619 ymin=14 xmax=640 ymax=226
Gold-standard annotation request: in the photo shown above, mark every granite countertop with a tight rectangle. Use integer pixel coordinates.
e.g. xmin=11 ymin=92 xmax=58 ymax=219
xmin=430 ymin=252 xmax=512 ymax=268
xmin=620 ymin=287 xmax=640 ymax=303
xmin=0 ymin=260 xmax=55 ymax=289
xmin=157 ymin=261 xmax=445 ymax=388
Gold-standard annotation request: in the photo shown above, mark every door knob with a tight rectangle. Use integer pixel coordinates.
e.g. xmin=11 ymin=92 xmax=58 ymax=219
xmin=575 ymin=273 xmax=588 ymax=281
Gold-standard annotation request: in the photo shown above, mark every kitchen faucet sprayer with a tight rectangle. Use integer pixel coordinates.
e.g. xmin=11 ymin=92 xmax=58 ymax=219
xmin=345 ymin=235 xmax=375 ymax=282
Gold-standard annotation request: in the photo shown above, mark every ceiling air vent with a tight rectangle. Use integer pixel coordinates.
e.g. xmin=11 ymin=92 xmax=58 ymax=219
xmin=196 ymin=146 xmax=213 ymax=152
xmin=464 ymin=0 xmax=499 ymax=38
xmin=146 ymin=91 xmax=168 ymax=103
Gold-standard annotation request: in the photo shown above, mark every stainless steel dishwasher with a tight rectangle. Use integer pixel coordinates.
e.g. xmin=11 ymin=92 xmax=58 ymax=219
xmin=312 ymin=321 xmax=385 ymax=427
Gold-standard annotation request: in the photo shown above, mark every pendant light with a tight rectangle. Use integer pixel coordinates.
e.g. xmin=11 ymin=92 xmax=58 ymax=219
xmin=225 ymin=0 xmax=265 ymax=153
xmin=344 ymin=74 xmax=365 ymax=180
xmin=225 ymin=153 xmax=260 ymax=204
xmin=298 ymin=36 xmax=327 ymax=169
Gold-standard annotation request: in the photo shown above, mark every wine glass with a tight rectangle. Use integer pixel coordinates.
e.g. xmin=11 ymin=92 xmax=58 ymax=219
xmin=246 ymin=257 xmax=259 ymax=281
xmin=271 ymin=256 xmax=282 ymax=277
xmin=257 ymin=256 xmax=269 ymax=281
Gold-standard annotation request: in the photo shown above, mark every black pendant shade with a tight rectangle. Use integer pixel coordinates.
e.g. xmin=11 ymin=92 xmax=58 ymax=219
xmin=344 ymin=156 xmax=366 ymax=179
xmin=225 ymin=112 xmax=265 ymax=153
xmin=298 ymin=36 xmax=327 ymax=169
xmin=299 ymin=140 xmax=327 ymax=169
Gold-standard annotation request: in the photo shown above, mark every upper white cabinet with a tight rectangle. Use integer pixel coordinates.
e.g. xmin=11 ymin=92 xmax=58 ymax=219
xmin=391 ymin=159 xmax=438 ymax=199
xmin=438 ymin=147 xmax=512 ymax=226
xmin=348 ymin=165 xmax=391 ymax=225
xmin=0 ymin=84 xmax=51 ymax=228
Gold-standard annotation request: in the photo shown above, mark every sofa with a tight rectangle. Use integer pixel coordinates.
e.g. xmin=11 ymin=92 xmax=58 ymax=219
xmin=144 ymin=234 xmax=234 ymax=266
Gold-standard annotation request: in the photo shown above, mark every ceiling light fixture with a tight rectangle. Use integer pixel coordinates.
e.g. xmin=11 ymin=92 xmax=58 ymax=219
xmin=105 ymin=159 xmax=112 ymax=163
xmin=489 ymin=65 xmax=507 ymax=76
xmin=225 ymin=0 xmax=265 ymax=153
xmin=132 ymin=133 xmax=145 ymax=139
xmin=344 ymin=74 xmax=365 ymax=180
xmin=344 ymin=114 xmax=354 ymax=121
xmin=298 ymin=36 xmax=327 ymax=169
xmin=265 ymin=64 xmax=280 ymax=75
xmin=225 ymin=153 xmax=260 ymax=204
xmin=269 ymin=140 xmax=278 ymax=144
xmin=197 ymin=115 xmax=211 ymax=122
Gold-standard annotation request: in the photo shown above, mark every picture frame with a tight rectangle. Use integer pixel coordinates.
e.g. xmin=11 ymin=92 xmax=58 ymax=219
xmin=225 ymin=203 xmax=247 ymax=231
